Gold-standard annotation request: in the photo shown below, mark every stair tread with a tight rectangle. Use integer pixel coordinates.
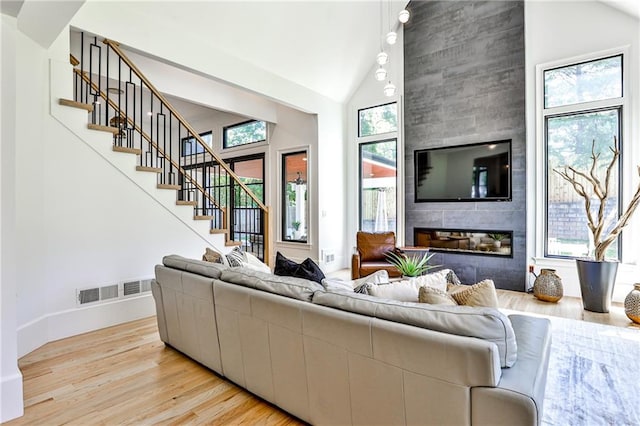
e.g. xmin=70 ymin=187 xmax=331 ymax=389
xmin=194 ymin=215 xmax=214 ymax=220
xmin=225 ymin=241 xmax=242 ymax=247
xmin=209 ymin=229 xmax=228 ymax=234
xmin=59 ymin=98 xmax=93 ymax=112
xmin=113 ymin=146 xmax=142 ymax=155
xmin=136 ymin=165 xmax=163 ymax=173
xmin=157 ymin=184 xmax=180 ymax=190
xmin=176 ymin=200 xmax=197 ymax=206
xmin=88 ymin=123 xmax=120 ymax=134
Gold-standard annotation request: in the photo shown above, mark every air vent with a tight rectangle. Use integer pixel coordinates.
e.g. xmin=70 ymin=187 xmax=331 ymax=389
xmin=78 ymin=288 xmax=100 ymax=305
xmin=141 ymin=279 xmax=153 ymax=293
xmin=123 ymin=280 xmax=141 ymax=296
xmin=100 ymin=284 xmax=119 ymax=300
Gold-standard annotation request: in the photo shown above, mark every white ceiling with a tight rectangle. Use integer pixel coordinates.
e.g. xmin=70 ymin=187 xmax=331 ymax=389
xmin=105 ymin=0 xmax=409 ymax=103
xmin=4 ymin=0 xmax=638 ymax=102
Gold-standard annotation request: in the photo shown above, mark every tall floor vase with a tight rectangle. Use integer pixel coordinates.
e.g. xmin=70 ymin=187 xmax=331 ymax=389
xmin=576 ymin=259 xmax=618 ymax=313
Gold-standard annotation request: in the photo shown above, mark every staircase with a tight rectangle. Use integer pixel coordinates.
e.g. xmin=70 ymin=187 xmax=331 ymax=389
xmin=51 ymin=33 xmax=269 ymax=261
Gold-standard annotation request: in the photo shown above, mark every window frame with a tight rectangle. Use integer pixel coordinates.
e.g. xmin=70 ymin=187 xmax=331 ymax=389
xmin=535 ymin=48 xmax=630 ymax=262
xmin=281 ymin=149 xmax=309 ymax=244
xmin=358 ymin=138 xmax=398 ymax=234
xmin=222 ymin=119 xmax=267 ymax=150
xmin=357 ymin=102 xmax=398 ymax=138
xmin=181 ymin=130 xmax=212 ymax=157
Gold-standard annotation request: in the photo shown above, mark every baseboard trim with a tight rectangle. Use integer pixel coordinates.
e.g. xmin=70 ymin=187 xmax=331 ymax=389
xmin=17 ymin=293 xmax=155 ymax=358
xmin=0 ymin=371 xmax=24 ymax=422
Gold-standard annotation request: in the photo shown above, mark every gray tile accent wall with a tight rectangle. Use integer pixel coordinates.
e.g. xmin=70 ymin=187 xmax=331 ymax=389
xmin=404 ymin=0 xmax=526 ymax=291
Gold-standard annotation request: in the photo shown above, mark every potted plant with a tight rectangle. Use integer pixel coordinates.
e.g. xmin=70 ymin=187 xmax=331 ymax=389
xmin=488 ymin=233 xmax=507 ymax=248
xmin=385 ymin=250 xmax=439 ymax=278
xmin=554 ymin=137 xmax=640 ymax=312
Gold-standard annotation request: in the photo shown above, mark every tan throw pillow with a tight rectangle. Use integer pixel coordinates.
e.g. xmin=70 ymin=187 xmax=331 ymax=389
xmin=202 ymin=247 xmax=224 ymax=264
xmin=418 ymin=286 xmax=457 ymax=305
xmin=448 ymin=279 xmax=499 ymax=308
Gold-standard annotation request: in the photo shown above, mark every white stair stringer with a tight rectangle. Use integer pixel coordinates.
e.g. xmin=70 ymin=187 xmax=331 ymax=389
xmin=49 ymin=59 xmax=227 ymax=252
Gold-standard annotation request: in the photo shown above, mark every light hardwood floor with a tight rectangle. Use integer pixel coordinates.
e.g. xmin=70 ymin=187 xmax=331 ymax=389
xmin=6 ymin=290 xmax=638 ymax=425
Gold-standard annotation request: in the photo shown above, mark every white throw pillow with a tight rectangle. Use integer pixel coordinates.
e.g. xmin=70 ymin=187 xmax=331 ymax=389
xmin=239 ymin=252 xmax=271 ymax=274
xmin=321 ymin=278 xmax=355 ymax=292
xmin=366 ymin=269 xmax=453 ymax=302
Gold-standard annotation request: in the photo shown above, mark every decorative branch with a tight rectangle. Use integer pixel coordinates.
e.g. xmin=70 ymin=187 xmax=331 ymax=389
xmin=554 ymin=137 xmax=640 ymax=261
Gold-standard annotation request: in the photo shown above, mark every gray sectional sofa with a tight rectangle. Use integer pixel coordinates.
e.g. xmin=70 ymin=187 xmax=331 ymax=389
xmin=151 ymin=255 xmax=552 ymax=425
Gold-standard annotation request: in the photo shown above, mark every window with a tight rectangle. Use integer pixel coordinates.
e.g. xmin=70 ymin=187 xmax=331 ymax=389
xmin=359 ymin=140 xmax=397 ymax=233
xmin=358 ymin=103 xmax=397 ymax=137
xmin=223 ymin=120 xmax=267 ymax=149
xmin=543 ymin=54 xmax=623 ymax=259
xmin=181 ymin=131 xmax=212 ymax=156
xmin=282 ymin=151 xmax=308 ymax=243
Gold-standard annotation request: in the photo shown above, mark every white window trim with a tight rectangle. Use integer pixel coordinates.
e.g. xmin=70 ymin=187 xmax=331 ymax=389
xmin=277 ymin=145 xmax=312 ymax=247
xmin=355 ymin=98 xmax=404 ymax=244
xmin=534 ymin=46 xmax=636 ymax=266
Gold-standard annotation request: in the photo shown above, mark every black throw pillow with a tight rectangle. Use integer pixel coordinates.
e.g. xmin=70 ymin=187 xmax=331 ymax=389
xmin=294 ymin=258 xmax=326 ymax=284
xmin=274 ymin=251 xmax=299 ymax=277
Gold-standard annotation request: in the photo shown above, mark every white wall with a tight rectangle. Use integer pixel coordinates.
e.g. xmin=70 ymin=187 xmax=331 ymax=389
xmin=1 ymin=14 xmax=24 ymax=424
xmin=13 ymin=25 xmax=236 ymax=358
xmin=346 ymin=23 xmax=405 ymax=251
xmin=525 ymin=0 xmax=640 ymax=301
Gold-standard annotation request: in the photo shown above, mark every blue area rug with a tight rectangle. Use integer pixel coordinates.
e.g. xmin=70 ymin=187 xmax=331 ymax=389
xmin=543 ymin=317 xmax=640 ymax=425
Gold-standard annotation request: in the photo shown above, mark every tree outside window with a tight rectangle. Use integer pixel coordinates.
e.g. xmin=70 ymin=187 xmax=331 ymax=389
xmin=543 ymin=55 xmax=623 ymax=258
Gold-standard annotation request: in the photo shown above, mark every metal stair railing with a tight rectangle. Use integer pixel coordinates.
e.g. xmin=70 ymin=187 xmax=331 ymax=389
xmin=71 ymin=33 xmax=269 ymax=262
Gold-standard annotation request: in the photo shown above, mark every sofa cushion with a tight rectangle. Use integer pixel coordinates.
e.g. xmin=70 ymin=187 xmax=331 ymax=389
xmin=362 ymin=269 xmax=456 ymax=301
xmin=273 ymin=252 xmax=325 ymax=284
xmin=274 ymin=251 xmax=299 ymax=276
xmin=163 ymin=254 xmax=228 ymax=279
xmin=312 ymin=290 xmax=517 ymax=367
xmin=418 ymin=286 xmax=457 ymax=305
xmin=225 ymin=246 xmax=247 ymax=267
xmin=220 ymin=268 xmax=324 ymax=302
xmin=448 ymin=279 xmax=500 ymax=308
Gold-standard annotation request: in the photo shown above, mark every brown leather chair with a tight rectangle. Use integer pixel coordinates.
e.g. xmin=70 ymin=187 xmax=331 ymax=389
xmin=351 ymin=231 xmax=402 ymax=279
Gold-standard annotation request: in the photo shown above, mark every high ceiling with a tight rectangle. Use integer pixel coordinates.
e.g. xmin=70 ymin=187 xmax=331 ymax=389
xmin=3 ymin=0 xmax=638 ymax=102
xmin=101 ymin=0 xmax=408 ymax=103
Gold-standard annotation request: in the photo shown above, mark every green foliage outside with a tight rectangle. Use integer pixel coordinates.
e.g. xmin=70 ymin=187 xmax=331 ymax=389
xmin=225 ymin=121 xmax=266 ymax=148
xmin=359 ymin=103 xmax=398 ymax=137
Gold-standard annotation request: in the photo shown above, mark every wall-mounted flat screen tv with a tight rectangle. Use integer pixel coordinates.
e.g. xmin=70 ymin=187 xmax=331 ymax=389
xmin=414 ymin=140 xmax=512 ymax=202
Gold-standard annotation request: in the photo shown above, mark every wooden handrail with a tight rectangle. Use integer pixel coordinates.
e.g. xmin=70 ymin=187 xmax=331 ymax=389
xmin=102 ymin=39 xmax=268 ymax=213
xmin=73 ymin=68 xmax=223 ymax=213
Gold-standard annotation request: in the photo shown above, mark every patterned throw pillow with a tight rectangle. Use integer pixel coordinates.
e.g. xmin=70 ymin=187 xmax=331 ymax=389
xmin=226 ymin=246 xmax=247 ymax=268
xmin=448 ymin=279 xmax=499 ymax=308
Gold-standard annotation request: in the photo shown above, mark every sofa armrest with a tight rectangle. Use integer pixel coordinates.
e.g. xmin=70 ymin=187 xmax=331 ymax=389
xmin=351 ymin=253 xmax=361 ymax=279
xmin=471 ymin=315 xmax=551 ymax=426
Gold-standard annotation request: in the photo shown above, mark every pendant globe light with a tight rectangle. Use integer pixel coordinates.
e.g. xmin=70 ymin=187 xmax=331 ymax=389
xmin=374 ymin=66 xmax=387 ymax=81
xmin=384 ymin=81 xmax=396 ymax=97
xmin=398 ymin=9 xmax=410 ymax=24
xmin=386 ymin=31 xmax=397 ymax=45
xmin=376 ymin=51 xmax=388 ymax=65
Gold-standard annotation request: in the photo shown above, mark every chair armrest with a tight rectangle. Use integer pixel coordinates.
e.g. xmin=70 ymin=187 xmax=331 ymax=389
xmin=351 ymin=253 xmax=361 ymax=279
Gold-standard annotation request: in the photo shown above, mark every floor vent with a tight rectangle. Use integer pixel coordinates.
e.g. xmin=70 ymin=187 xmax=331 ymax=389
xmin=141 ymin=279 xmax=153 ymax=293
xmin=78 ymin=288 xmax=100 ymax=305
xmin=100 ymin=284 xmax=119 ymax=300
xmin=77 ymin=277 xmax=153 ymax=306
xmin=123 ymin=280 xmax=141 ymax=296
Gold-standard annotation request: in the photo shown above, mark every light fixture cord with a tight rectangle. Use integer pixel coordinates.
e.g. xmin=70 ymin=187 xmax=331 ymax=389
xmin=379 ymin=0 xmax=383 ymax=51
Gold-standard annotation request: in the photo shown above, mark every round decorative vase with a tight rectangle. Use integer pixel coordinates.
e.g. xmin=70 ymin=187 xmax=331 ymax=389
xmin=624 ymin=284 xmax=640 ymax=324
xmin=533 ymin=269 xmax=563 ymax=303
xmin=493 ymin=240 xmax=502 ymax=248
